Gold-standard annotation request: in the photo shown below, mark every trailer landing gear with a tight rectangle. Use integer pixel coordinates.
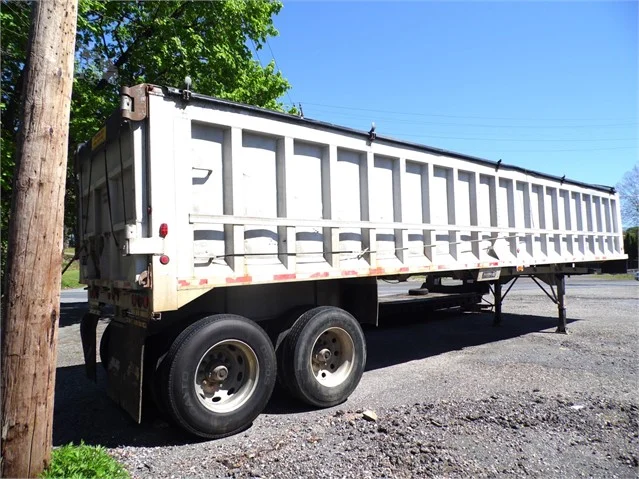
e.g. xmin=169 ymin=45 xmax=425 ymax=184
xmin=491 ymin=273 xmax=568 ymax=333
xmin=493 ymin=282 xmax=501 ymax=327
xmin=490 ymin=277 xmax=518 ymax=327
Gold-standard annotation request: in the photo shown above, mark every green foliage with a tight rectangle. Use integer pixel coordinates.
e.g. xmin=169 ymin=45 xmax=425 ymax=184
xmin=61 ymin=249 xmax=80 ymax=289
xmin=623 ymin=226 xmax=638 ymax=267
xmin=617 ymin=164 xmax=639 ymax=228
xmin=41 ymin=442 xmax=129 ymax=479
xmin=61 ymin=266 xmax=81 ymax=289
xmin=1 ymin=0 xmax=30 ymax=278
xmin=591 ymin=273 xmax=634 ymax=280
xmin=1 ymin=0 xmax=293 ymax=280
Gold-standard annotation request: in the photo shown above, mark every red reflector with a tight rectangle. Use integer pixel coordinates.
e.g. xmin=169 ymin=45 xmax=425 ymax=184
xmin=159 ymin=223 xmax=168 ymax=238
xmin=159 ymin=255 xmax=170 ymax=265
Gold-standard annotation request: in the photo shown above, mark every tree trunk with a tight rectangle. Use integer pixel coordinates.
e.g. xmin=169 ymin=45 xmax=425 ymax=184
xmin=1 ymin=0 xmax=77 ymax=477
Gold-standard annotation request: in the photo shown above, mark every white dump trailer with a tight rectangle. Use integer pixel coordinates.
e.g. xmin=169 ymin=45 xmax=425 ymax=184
xmin=77 ymin=84 xmax=627 ymax=438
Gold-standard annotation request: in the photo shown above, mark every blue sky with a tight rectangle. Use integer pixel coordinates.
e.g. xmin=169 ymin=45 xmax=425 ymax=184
xmin=260 ymin=1 xmax=638 ymax=188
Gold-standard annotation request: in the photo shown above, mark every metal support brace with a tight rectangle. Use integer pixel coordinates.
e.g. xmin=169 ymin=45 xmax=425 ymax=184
xmin=530 ymin=275 xmax=558 ymax=304
xmin=501 ymin=276 xmax=518 ymax=301
xmin=556 ymin=273 xmax=567 ymax=334
xmin=531 ymin=273 xmax=568 ymax=334
xmin=493 ymin=281 xmax=502 ymax=326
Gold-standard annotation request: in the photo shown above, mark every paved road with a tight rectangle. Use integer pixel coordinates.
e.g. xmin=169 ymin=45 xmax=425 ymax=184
xmin=61 ymin=288 xmax=87 ymax=303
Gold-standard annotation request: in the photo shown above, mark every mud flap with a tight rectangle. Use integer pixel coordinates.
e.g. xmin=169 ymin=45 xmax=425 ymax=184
xmin=80 ymin=313 xmax=100 ymax=381
xmin=104 ymin=319 xmax=147 ymax=423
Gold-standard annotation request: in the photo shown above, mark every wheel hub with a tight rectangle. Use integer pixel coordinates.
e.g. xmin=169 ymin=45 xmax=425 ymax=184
xmin=194 ymin=340 xmax=259 ymax=413
xmin=310 ymin=327 xmax=355 ymax=388
xmin=208 ymin=365 xmax=229 ymax=382
xmin=315 ymin=348 xmax=332 ymax=363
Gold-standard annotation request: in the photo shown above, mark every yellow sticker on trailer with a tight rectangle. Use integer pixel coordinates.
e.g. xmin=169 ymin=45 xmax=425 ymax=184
xmin=91 ymin=126 xmax=106 ymax=150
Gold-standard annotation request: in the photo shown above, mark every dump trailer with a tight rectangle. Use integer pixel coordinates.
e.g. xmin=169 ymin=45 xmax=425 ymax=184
xmin=77 ymin=84 xmax=627 ymax=438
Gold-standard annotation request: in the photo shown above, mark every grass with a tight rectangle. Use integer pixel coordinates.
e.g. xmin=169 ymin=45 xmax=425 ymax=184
xmin=41 ymin=442 xmax=129 ymax=479
xmin=589 ymin=273 xmax=635 ymax=281
xmin=61 ymin=249 xmax=81 ymax=289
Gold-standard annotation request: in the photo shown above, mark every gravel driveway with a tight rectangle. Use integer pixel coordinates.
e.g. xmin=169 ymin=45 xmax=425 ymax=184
xmin=55 ymin=278 xmax=638 ymax=478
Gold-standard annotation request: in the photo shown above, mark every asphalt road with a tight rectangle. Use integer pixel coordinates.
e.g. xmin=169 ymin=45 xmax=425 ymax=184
xmin=60 ymin=287 xmax=88 ymax=303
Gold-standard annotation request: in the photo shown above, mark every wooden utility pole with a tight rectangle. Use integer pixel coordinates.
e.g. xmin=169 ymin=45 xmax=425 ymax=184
xmin=1 ymin=0 xmax=77 ymax=477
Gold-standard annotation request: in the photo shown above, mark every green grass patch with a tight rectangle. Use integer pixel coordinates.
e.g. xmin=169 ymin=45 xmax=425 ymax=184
xmin=41 ymin=442 xmax=129 ymax=479
xmin=61 ymin=266 xmax=81 ymax=289
xmin=590 ymin=273 xmax=635 ymax=281
xmin=61 ymin=250 xmax=81 ymax=289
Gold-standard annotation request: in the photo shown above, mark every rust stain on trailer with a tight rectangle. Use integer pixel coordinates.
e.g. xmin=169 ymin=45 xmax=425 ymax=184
xmin=341 ymin=270 xmax=358 ymax=277
xmin=226 ymin=276 xmax=253 ymax=284
xmin=310 ymin=272 xmax=330 ymax=279
xmin=273 ymin=273 xmax=297 ymax=281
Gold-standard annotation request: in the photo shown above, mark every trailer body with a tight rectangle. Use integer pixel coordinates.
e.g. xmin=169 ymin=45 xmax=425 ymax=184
xmin=76 ymin=84 xmax=627 ymax=437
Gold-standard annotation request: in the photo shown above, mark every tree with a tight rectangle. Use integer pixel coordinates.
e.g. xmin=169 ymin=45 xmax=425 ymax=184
xmin=1 ymin=0 xmax=77 ymax=475
xmin=623 ymin=226 xmax=638 ymax=270
xmin=1 ymin=0 xmax=31 ymax=279
xmin=1 ymin=0 xmax=293 ymax=279
xmin=616 ymin=164 xmax=639 ymax=228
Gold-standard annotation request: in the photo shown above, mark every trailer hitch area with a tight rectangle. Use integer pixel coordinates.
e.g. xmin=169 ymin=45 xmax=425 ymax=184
xmin=80 ymin=313 xmax=100 ymax=381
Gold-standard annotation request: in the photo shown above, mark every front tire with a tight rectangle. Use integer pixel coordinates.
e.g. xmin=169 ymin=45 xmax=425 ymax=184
xmin=280 ymin=306 xmax=366 ymax=408
xmin=164 ymin=314 xmax=276 ymax=438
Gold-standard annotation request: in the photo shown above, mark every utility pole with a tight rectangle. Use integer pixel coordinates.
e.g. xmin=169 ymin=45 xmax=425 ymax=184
xmin=1 ymin=0 xmax=78 ymax=476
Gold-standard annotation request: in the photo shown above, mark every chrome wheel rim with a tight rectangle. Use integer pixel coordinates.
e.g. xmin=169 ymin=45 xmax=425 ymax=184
xmin=310 ymin=327 xmax=355 ymax=387
xmin=194 ymin=340 xmax=259 ymax=413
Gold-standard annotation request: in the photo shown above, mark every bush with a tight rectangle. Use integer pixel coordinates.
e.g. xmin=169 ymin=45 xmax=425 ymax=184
xmin=41 ymin=442 xmax=129 ymax=479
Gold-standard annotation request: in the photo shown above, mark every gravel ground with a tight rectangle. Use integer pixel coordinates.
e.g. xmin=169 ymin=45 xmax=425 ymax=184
xmin=56 ymin=278 xmax=639 ymax=478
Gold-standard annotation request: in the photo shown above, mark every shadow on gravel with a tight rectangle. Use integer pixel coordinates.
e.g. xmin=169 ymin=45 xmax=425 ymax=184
xmin=365 ymin=310 xmax=578 ymax=372
xmin=53 ymin=309 xmax=577 ymax=448
xmin=53 ymin=365 xmax=197 ymax=448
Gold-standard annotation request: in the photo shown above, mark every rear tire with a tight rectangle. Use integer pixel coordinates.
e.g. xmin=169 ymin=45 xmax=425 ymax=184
xmin=280 ymin=306 xmax=366 ymax=408
xmin=164 ymin=314 xmax=276 ymax=438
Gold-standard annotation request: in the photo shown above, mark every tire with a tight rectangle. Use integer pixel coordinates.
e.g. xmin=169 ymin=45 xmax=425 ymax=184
xmin=164 ymin=314 xmax=276 ymax=439
xmin=280 ymin=306 xmax=366 ymax=408
xmin=99 ymin=322 xmax=112 ymax=370
xmin=273 ymin=305 xmax=315 ymax=390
